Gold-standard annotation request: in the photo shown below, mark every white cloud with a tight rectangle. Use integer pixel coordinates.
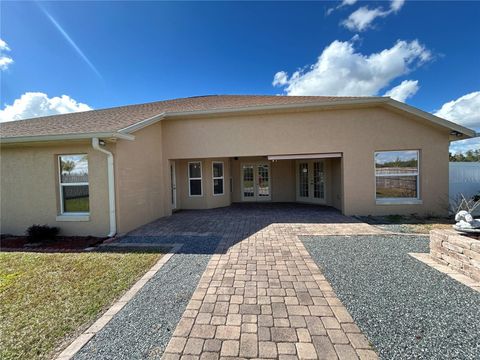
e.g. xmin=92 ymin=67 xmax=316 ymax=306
xmin=433 ymin=91 xmax=479 ymax=155
xmin=391 ymin=0 xmax=405 ymax=12
xmin=342 ymin=0 xmax=405 ymax=32
xmin=272 ymin=39 xmax=431 ymax=97
xmin=0 ymin=38 xmax=13 ymax=70
xmin=434 ymin=91 xmax=480 ymax=130
xmin=0 ymin=92 xmax=92 ymax=122
xmin=449 ymin=137 xmax=480 ymax=154
xmin=272 ymin=71 xmax=288 ymax=86
xmin=327 ymin=0 xmax=358 ymax=15
xmin=384 ymin=80 xmax=419 ymax=102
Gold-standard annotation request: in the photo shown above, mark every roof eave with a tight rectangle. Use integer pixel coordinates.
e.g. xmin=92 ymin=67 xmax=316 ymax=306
xmin=0 ymin=132 xmax=135 ymax=144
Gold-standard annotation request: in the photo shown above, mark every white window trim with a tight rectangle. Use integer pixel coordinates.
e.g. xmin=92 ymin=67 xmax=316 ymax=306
xmin=188 ymin=161 xmax=203 ymax=197
xmin=212 ymin=161 xmax=225 ymax=196
xmin=56 ymin=214 xmax=90 ymax=222
xmin=58 ymin=155 xmax=90 ymax=215
xmin=374 ymin=150 xmax=421 ymax=205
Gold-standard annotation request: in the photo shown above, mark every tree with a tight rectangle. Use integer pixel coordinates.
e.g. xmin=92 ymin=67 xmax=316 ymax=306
xmin=61 ymin=159 xmax=76 ymax=174
xmin=449 ymin=148 xmax=480 ymax=162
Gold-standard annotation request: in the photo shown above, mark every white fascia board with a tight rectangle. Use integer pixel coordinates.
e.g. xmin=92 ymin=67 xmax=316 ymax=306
xmin=0 ymin=132 xmax=135 ymax=144
xmin=386 ymin=99 xmax=476 ymax=138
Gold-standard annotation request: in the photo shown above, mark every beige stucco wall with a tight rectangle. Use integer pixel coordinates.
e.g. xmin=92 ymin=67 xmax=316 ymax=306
xmin=175 ymin=158 xmax=231 ymax=210
xmin=0 ymin=142 xmax=110 ymax=236
xmin=0 ymin=105 xmax=452 ymax=238
xmin=114 ymin=124 xmax=168 ymax=234
xmin=330 ymin=158 xmax=343 ymax=211
xmin=162 ymin=106 xmax=450 ymax=216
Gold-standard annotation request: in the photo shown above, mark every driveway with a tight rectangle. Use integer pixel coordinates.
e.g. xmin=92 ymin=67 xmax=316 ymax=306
xmin=75 ymin=203 xmax=381 ymax=359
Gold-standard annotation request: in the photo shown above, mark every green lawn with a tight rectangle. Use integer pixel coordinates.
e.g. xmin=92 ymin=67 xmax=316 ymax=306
xmin=0 ymin=251 xmax=163 ymax=360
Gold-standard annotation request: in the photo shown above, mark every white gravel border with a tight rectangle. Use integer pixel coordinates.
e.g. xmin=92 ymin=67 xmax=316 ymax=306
xmin=409 ymin=253 xmax=480 ymax=292
xmin=55 ymin=243 xmax=182 ymax=360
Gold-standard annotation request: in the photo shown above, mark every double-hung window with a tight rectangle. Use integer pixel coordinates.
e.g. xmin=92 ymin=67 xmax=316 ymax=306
xmin=188 ymin=161 xmax=203 ymax=196
xmin=59 ymin=154 xmax=90 ymax=213
xmin=375 ymin=150 xmax=420 ymax=202
xmin=212 ymin=161 xmax=224 ymax=195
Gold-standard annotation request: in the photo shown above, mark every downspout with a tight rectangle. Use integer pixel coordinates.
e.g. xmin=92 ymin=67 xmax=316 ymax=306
xmin=92 ymin=138 xmax=116 ymax=237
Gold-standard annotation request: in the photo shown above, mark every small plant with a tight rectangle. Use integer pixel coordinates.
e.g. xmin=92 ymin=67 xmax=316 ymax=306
xmin=26 ymin=225 xmax=60 ymax=243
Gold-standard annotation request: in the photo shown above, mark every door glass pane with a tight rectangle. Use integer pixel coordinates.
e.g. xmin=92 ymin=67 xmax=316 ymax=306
xmin=243 ymin=165 xmax=254 ymax=198
xmin=299 ymin=163 xmax=309 ymax=197
xmin=313 ymin=161 xmax=324 ymax=199
xmin=257 ymin=164 xmax=270 ymax=197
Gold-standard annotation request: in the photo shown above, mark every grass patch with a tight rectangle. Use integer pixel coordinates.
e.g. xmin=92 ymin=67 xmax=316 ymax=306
xmin=0 ymin=251 xmax=163 ymax=360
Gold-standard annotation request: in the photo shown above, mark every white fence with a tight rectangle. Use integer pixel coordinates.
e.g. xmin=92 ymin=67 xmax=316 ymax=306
xmin=449 ymin=162 xmax=480 ymax=214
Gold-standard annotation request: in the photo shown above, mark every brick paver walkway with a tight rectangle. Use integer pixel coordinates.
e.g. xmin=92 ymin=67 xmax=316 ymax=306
xmin=135 ymin=204 xmax=380 ymax=360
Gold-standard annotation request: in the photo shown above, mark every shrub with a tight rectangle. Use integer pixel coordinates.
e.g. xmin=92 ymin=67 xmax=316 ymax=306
xmin=26 ymin=225 xmax=60 ymax=242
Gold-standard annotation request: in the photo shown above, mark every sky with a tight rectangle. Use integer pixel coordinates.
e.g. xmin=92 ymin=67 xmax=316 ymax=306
xmin=0 ymin=1 xmax=479 ymax=153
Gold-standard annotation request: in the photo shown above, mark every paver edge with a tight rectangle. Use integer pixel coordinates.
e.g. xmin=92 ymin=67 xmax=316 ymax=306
xmin=55 ymin=243 xmax=183 ymax=360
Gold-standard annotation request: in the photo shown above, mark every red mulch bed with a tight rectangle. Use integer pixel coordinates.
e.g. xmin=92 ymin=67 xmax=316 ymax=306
xmin=1 ymin=235 xmax=107 ymax=252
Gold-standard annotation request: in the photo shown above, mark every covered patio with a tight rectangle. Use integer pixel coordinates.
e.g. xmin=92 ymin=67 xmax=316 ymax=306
xmin=169 ymin=153 xmax=344 ymax=214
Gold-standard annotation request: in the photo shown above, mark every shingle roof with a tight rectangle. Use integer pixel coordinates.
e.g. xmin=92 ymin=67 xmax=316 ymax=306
xmin=0 ymin=95 xmax=372 ymax=139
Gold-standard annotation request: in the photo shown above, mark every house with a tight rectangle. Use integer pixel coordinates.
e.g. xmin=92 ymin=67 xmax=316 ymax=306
xmin=0 ymin=95 xmax=476 ymax=237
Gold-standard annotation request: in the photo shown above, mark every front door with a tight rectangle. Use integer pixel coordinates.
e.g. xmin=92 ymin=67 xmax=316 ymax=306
xmin=241 ymin=163 xmax=271 ymax=201
xmin=296 ymin=160 xmax=326 ymax=204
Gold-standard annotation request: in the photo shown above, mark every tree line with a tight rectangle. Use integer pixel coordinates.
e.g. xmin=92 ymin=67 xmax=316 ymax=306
xmin=449 ymin=149 xmax=480 ymax=162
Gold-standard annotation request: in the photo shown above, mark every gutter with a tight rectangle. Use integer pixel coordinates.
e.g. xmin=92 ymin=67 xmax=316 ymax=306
xmin=92 ymin=138 xmax=116 ymax=237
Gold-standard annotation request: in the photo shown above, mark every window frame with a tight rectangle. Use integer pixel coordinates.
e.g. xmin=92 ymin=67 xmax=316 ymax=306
xmin=58 ymin=154 xmax=90 ymax=215
xmin=188 ymin=161 xmax=203 ymax=197
xmin=212 ymin=161 xmax=225 ymax=196
xmin=374 ymin=150 xmax=421 ymax=204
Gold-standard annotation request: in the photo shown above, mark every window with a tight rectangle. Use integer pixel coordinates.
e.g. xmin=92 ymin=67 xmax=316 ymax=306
xmin=212 ymin=161 xmax=224 ymax=195
xmin=375 ymin=150 xmax=419 ymax=201
xmin=188 ymin=161 xmax=202 ymax=196
xmin=59 ymin=154 xmax=89 ymax=213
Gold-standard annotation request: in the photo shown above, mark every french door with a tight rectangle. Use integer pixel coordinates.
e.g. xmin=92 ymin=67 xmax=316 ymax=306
xmin=241 ymin=163 xmax=271 ymax=201
xmin=296 ymin=160 xmax=326 ymax=204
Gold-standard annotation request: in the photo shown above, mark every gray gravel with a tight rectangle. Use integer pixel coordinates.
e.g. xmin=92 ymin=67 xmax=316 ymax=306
xmin=74 ymin=235 xmax=221 ymax=360
xmin=301 ymin=234 xmax=480 ymax=360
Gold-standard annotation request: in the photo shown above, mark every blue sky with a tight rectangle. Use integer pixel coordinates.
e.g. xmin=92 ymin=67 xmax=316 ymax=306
xmin=1 ymin=1 xmax=479 ymax=152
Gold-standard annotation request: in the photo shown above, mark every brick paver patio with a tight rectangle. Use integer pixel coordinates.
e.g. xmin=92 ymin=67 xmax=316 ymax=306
xmin=130 ymin=204 xmax=381 ymax=359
